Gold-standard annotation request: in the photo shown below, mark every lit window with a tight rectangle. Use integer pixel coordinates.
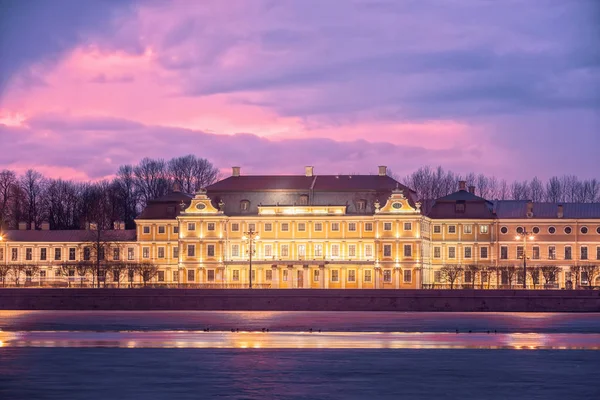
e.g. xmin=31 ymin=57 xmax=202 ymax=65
xmin=265 ymin=270 xmax=273 ymax=281
xmin=348 ymin=245 xmax=356 ymax=258
xmin=383 ymin=270 xmax=392 ymax=282
xmin=434 ymin=247 xmax=441 ymax=258
xmin=264 ymin=244 xmax=272 ymax=257
xmin=480 ymin=225 xmax=489 ymax=234
xmin=463 ymin=225 xmax=472 ymax=234
xmin=298 ymin=245 xmax=306 ymax=257
xmin=298 ymin=223 xmax=306 ymax=232
xmin=158 ymin=247 xmax=165 ymax=258
xmin=313 ymin=269 xmax=320 ymax=282
xmin=314 ymin=244 xmax=323 ymax=257
xmin=348 ymin=270 xmax=356 ymax=282
xmin=448 ymin=247 xmax=456 ymax=259
xmin=281 ymin=245 xmax=289 ymax=257
xmin=128 ymin=248 xmax=135 ymax=260
xmin=365 ymin=244 xmax=373 ymax=258
xmin=403 ymin=270 xmax=412 ymax=283
xmin=232 ymin=270 xmax=240 ymax=281
xmin=281 ymin=223 xmax=289 ymax=232
xmin=331 ymin=270 xmax=339 ymax=282
xmin=231 ymin=244 xmax=240 ymax=257
xmin=143 ymin=247 xmax=150 ymax=259
xmin=364 ymin=270 xmax=372 ymax=282
xmin=331 ymin=244 xmax=340 ymax=257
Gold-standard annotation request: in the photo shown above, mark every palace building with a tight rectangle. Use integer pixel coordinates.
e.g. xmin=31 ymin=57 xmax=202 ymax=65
xmin=1 ymin=166 xmax=600 ymax=289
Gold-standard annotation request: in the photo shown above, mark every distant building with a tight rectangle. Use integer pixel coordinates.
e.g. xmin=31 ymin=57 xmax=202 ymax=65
xmin=1 ymin=166 xmax=599 ymax=289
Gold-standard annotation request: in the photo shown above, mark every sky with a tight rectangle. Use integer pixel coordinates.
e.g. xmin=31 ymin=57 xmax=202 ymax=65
xmin=0 ymin=0 xmax=598 ymax=182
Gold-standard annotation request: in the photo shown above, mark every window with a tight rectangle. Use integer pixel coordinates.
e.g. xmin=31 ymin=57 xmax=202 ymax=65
xmin=281 ymin=244 xmax=289 ymax=257
xmin=532 ymin=226 xmax=540 ymax=234
xmin=207 ymin=223 xmax=215 ymax=231
xmin=143 ymin=247 xmax=150 ymax=259
xmin=314 ymin=244 xmax=323 ymax=257
xmin=365 ymin=244 xmax=373 ymax=258
xmin=299 ymin=195 xmax=309 ymax=205
xmin=464 ymin=247 xmax=472 ymax=259
xmin=207 ymin=270 xmax=215 ymax=282
xmin=364 ymin=270 xmax=372 ymax=282
xmin=434 ymin=247 xmax=441 ymax=258
xmin=548 ymin=226 xmax=556 ymax=234
xmin=312 ymin=269 xmax=319 ymax=282
xmin=564 ymin=226 xmax=572 ymax=234
xmin=265 ymin=270 xmax=273 ymax=281
xmin=128 ymin=269 xmax=134 ymax=282
xmin=434 ymin=271 xmax=442 ymax=283
xmin=448 ymin=247 xmax=456 ymax=259
xmin=383 ymin=244 xmax=392 ymax=257
xmin=403 ymin=270 xmax=412 ymax=283
xmin=581 ymin=226 xmax=588 ymax=234
xmin=314 ymin=222 xmax=323 ymax=232
xmin=240 ymin=200 xmax=250 ymax=211
xmin=364 ymin=222 xmax=373 ymax=232
xmin=84 ymin=247 xmax=91 ymax=261
xmin=597 ymin=226 xmax=600 ymax=235
xmin=25 ymin=248 xmax=32 ymax=261
xmin=517 ymin=246 xmax=524 ymax=260
xmin=40 ymin=248 xmax=47 ymax=261
xmin=480 ymin=247 xmax=488 ymax=259
xmin=383 ymin=222 xmax=392 ymax=231
xmin=348 ymin=270 xmax=356 ymax=282
xmin=158 ymin=226 xmax=165 ymax=234
xmin=298 ymin=223 xmax=306 ymax=232
xmin=516 ymin=226 xmax=524 ymax=234
xmin=41 ymin=271 xmax=49 ymax=280
xmin=69 ymin=248 xmax=76 ymax=261
xmin=157 ymin=271 xmax=165 ymax=282
xmin=232 ymin=270 xmax=240 ymax=281
xmin=501 ymin=270 xmax=509 ymax=285
xmin=331 ymin=244 xmax=340 ymax=257
xmin=455 ymin=202 xmax=465 ymax=213
xmin=548 ymin=246 xmax=556 ymax=260
xmin=264 ymin=244 xmax=272 ymax=257
xmin=264 ymin=223 xmax=272 ymax=232
xmin=433 ymin=225 xmax=441 ymax=234
xmin=331 ymin=270 xmax=339 ymax=282
xmin=173 ymin=247 xmax=179 ymax=259
xmin=282 ymin=269 xmax=288 ymax=281
xmin=143 ymin=226 xmax=150 ymax=234
xmin=187 ymin=269 xmax=195 ymax=282
xmin=231 ymin=244 xmax=240 ymax=257
xmin=448 ymin=225 xmax=456 ymax=234
xmin=532 ymin=246 xmax=540 ymax=260
xmin=231 ymin=223 xmax=240 ymax=231
xmin=463 ymin=225 xmax=472 ymax=234
xmin=331 ymin=222 xmax=340 ymax=231
xmin=480 ymin=225 xmax=489 ymax=234
xmin=597 ymin=247 xmax=600 ymax=260
xmin=281 ymin=223 xmax=289 ymax=232
xmin=500 ymin=246 xmax=508 ymax=260
xmin=173 ymin=270 xmax=179 ymax=282
xmin=298 ymin=245 xmax=306 ymax=257
xmin=1 ymin=248 xmax=6 ymax=261
xmin=348 ymin=223 xmax=357 ymax=232
xmin=173 ymin=226 xmax=179 ymax=234
xmin=500 ymin=226 xmax=508 ymax=234
xmin=464 ymin=271 xmax=473 ymax=283
xmin=207 ymin=245 xmax=215 ymax=257
xmin=158 ymin=247 xmax=165 ymax=258
xmin=383 ymin=270 xmax=392 ymax=283
xmin=357 ymin=200 xmax=367 ymax=211
xmin=404 ymin=244 xmax=412 ymax=257
xmin=187 ymin=222 xmax=196 ymax=231
xmin=404 ymin=222 xmax=412 ymax=231
xmin=113 ymin=248 xmax=120 ymax=261
xmin=99 ymin=247 xmax=105 ymax=261
xmin=565 ymin=246 xmax=572 ymax=260
xmin=187 ymin=244 xmax=195 ymax=257
xmin=348 ymin=244 xmax=356 ymax=258
xmin=581 ymin=246 xmax=588 ymax=260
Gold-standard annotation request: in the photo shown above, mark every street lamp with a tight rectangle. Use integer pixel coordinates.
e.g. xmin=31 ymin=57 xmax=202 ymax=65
xmin=515 ymin=229 xmax=535 ymax=289
xmin=242 ymin=229 xmax=260 ymax=289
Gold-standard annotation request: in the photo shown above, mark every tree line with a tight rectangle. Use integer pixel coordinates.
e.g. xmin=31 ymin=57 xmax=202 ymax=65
xmin=401 ymin=166 xmax=600 ymax=202
xmin=0 ymin=155 xmax=220 ymax=230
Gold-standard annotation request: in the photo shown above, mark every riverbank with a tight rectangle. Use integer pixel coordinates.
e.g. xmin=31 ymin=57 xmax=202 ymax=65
xmin=0 ymin=289 xmax=599 ymax=312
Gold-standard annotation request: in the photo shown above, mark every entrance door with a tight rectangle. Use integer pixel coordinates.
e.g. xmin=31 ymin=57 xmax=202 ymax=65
xmin=297 ymin=270 xmax=304 ymax=288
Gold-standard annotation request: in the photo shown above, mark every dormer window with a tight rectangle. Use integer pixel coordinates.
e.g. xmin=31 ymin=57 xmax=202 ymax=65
xmin=357 ymin=200 xmax=367 ymax=211
xmin=455 ymin=201 xmax=466 ymax=213
xmin=299 ymin=195 xmax=309 ymax=205
xmin=240 ymin=200 xmax=250 ymax=212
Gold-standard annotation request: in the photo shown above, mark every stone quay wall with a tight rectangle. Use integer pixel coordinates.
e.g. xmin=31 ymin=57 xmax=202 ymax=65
xmin=0 ymin=289 xmax=599 ymax=312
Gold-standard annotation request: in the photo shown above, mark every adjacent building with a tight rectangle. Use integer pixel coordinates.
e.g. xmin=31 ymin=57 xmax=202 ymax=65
xmin=1 ymin=166 xmax=599 ymax=289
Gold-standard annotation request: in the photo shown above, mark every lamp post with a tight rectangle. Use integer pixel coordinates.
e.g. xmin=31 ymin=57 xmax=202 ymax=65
xmin=516 ymin=229 xmax=535 ymax=289
xmin=242 ymin=229 xmax=259 ymax=289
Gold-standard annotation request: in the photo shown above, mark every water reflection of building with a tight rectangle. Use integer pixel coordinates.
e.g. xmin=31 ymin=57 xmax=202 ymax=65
xmin=1 ymin=166 xmax=600 ymax=289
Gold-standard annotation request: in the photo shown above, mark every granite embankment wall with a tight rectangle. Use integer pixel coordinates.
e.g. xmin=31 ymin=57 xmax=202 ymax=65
xmin=1 ymin=289 xmax=600 ymax=312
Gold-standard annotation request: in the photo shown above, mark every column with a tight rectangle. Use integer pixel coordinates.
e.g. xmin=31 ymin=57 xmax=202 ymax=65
xmin=198 ymin=267 xmax=204 ymax=284
xmin=319 ymin=266 xmax=325 ymax=289
xmin=272 ymin=266 xmax=279 ymax=289
xmin=303 ymin=265 xmax=309 ymax=288
xmin=394 ymin=267 xmax=400 ymax=289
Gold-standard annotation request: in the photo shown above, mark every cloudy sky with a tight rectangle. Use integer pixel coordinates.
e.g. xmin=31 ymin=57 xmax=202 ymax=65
xmin=0 ymin=0 xmax=598 ymax=181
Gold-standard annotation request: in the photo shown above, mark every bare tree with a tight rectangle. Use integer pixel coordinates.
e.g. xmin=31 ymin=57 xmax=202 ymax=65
xmin=464 ymin=264 xmax=480 ymax=289
xmin=109 ymin=261 xmax=129 ymax=288
xmin=569 ymin=265 xmax=583 ymax=288
xmin=526 ymin=266 xmax=541 ymax=289
xmin=498 ymin=179 xmax=509 ymax=200
xmin=0 ymin=170 xmax=17 ymax=229
xmin=540 ymin=266 xmax=560 ymax=288
xmin=580 ymin=264 xmax=599 ymax=289
xmin=479 ymin=266 xmax=492 ymax=289
xmin=168 ymin=155 xmax=220 ymax=193
xmin=20 ymin=169 xmax=47 ymax=228
xmin=545 ymin=176 xmax=562 ymax=202
xmin=75 ymin=262 xmax=92 ymax=287
xmin=440 ymin=264 xmax=464 ymax=289
xmin=9 ymin=263 xmax=28 ymax=286
xmin=134 ymin=157 xmax=170 ymax=205
xmin=0 ymin=264 xmax=10 ymax=287
xmin=137 ymin=262 xmax=159 ymax=287
xmin=500 ymin=265 xmax=518 ymax=289
xmin=529 ymin=177 xmax=545 ymax=202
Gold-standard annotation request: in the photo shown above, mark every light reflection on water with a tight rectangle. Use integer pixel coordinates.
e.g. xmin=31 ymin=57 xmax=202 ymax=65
xmin=1 ymin=331 xmax=599 ymax=350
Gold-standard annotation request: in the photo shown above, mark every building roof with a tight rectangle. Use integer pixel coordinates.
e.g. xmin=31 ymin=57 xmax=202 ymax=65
xmin=137 ymin=191 xmax=193 ymax=220
xmin=3 ymin=229 xmax=137 ymax=243
xmin=426 ymin=189 xmax=495 ymax=219
xmin=493 ymin=201 xmax=600 ymax=219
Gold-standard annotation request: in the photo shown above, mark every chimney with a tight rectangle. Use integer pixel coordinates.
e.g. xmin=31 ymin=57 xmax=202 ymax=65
xmin=459 ymin=181 xmax=467 ymax=191
xmin=232 ymin=166 xmax=240 ymax=177
xmin=527 ymin=201 xmax=534 ymax=217
xmin=114 ymin=221 xmax=125 ymax=230
xmin=378 ymin=166 xmax=387 ymax=176
xmin=468 ymin=185 xmax=476 ymax=194
xmin=30 ymin=222 xmax=35 ymax=230
xmin=41 ymin=221 xmax=50 ymax=230
xmin=305 ymin=166 xmax=314 ymax=177
xmin=557 ymin=204 xmax=564 ymax=218
xmin=18 ymin=221 xmax=27 ymax=230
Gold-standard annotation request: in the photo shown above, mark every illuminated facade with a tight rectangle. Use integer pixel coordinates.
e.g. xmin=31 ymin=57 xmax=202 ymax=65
xmin=1 ymin=166 xmax=599 ymax=289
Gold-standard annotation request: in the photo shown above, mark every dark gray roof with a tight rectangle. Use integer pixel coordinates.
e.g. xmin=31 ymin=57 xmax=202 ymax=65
xmin=494 ymin=201 xmax=600 ymax=219
xmin=3 ymin=229 xmax=137 ymax=242
xmin=137 ymin=191 xmax=193 ymax=220
xmin=426 ymin=189 xmax=495 ymax=219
